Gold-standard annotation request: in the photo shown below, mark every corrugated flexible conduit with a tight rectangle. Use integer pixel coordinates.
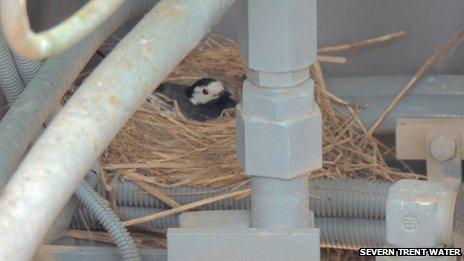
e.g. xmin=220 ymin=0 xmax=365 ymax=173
xmin=70 ymin=178 xmax=390 ymax=248
xmin=0 ymin=0 xmax=158 ymax=260
xmin=0 ymin=0 xmax=236 ymax=259
xmin=0 ymin=0 xmax=157 ymax=189
xmin=99 ymin=179 xmax=391 ymax=219
xmin=12 ymin=53 xmax=42 ymax=85
xmin=71 ymin=206 xmax=386 ymax=249
xmin=75 ymin=181 xmax=140 ymax=261
xmin=0 ymin=30 xmax=24 ymax=104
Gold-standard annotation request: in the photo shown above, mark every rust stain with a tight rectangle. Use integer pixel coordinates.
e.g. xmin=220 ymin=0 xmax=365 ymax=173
xmin=108 ymin=95 xmax=119 ymax=107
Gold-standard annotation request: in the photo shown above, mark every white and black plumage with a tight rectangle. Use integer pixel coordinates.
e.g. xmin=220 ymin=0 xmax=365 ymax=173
xmin=152 ymin=78 xmax=236 ymax=122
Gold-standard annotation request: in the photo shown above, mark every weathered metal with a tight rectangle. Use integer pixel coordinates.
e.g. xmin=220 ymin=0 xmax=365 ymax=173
xmin=0 ymin=0 xmax=235 ymax=259
xmin=1 ymin=0 xmax=124 ymax=59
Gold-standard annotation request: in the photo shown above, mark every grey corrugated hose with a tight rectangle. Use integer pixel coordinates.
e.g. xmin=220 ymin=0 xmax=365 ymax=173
xmin=12 ymin=53 xmax=42 ymax=85
xmin=70 ymin=178 xmax=391 ymax=248
xmin=0 ymin=30 xmax=25 ymax=104
xmin=0 ymin=0 xmax=157 ymax=259
xmin=100 ymin=179 xmax=391 ymax=219
xmin=0 ymin=0 xmax=157 ymax=189
xmin=75 ymin=181 xmax=140 ymax=261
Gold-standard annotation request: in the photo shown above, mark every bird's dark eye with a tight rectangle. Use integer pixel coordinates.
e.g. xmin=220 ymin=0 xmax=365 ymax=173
xmin=202 ymin=89 xmax=209 ymax=95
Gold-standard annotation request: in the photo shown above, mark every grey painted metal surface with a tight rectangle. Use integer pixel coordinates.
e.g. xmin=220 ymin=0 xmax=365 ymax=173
xmin=217 ymin=0 xmax=464 ymax=77
xmin=28 ymin=0 xmax=464 ymax=77
xmin=385 ymin=180 xmax=456 ymax=248
xmin=238 ymin=0 xmax=316 ymax=74
xmin=1 ymin=0 xmax=125 ymax=59
xmin=250 ymin=176 xmax=310 ymax=228
xmin=0 ymin=0 xmax=235 ymax=259
xmin=168 ymin=227 xmax=320 ymax=261
xmin=180 ymin=210 xmax=250 ymax=229
xmin=236 ymin=100 xmax=322 ymax=179
xmin=396 ymin=118 xmax=464 ymax=160
xmin=179 ymin=210 xmax=385 ymax=249
xmin=169 ymin=1 xmax=321 ymax=258
xmin=34 ymin=245 xmax=167 ymax=261
xmin=0 ymin=0 xmax=158 ymax=190
xmin=236 ymin=0 xmax=320 ymax=236
xmin=427 ymin=128 xmax=462 ymax=189
xmin=326 ymin=75 xmax=464 ymax=134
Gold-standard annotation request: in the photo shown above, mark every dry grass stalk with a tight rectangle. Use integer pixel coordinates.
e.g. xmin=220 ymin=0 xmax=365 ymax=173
xmin=99 ymin=34 xmax=421 ymax=227
xmin=122 ymin=189 xmax=252 ymax=227
xmin=318 ymin=55 xmax=347 ymax=64
xmin=318 ymin=31 xmax=405 ymax=53
xmin=64 ymin=229 xmax=167 ymax=249
xmin=366 ymin=25 xmax=464 ymax=137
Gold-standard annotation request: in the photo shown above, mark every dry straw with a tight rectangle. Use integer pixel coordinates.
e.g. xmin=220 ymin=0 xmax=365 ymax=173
xmin=73 ymin=32 xmax=425 ymax=255
xmin=101 ymin=33 xmax=419 ymax=195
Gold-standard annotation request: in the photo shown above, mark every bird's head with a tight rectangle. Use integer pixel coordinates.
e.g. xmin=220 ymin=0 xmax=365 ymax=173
xmin=185 ymin=78 xmax=231 ymax=105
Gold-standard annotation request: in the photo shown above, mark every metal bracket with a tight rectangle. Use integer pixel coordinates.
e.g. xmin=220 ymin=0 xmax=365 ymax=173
xmin=396 ymin=118 xmax=463 ymax=188
xmin=168 ymin=210 xmax=320 ymax=261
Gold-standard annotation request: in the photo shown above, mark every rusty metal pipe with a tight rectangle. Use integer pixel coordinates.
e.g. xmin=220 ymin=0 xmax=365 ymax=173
xmin=0 ymin=0 xmax=124 ymax=59
xmin=0 ymin=0 xmax=235 ymax=259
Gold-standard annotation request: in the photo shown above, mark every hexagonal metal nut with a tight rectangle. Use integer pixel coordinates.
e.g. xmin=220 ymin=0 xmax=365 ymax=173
xmin=236 ymin=104 xmax=322 ymax=179
xmin=386 ymin=180 xmax=455 ymax=248
xmin=239 ymin=0 xmax=317 ymax=72
xmin=247 ymin=69 xmax=310 ymax=88
xmin=241 ymin=79 xmax=315 ymax=120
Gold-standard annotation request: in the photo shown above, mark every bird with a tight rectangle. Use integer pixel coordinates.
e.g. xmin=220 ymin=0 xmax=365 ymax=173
xmin=150 ymin=78 xmax=236 ymax=122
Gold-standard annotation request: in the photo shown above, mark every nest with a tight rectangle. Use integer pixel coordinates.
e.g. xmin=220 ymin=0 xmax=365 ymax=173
xmin=100 ymin=34 xmax=420 ymax=191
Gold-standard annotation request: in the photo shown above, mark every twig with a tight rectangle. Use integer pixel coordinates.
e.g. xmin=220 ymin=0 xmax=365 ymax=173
xmin=318 ymin=55 xmax=347 ymax=64
xmin=366 ymin=25 xmax=464 ymax=137
xmin=64 ymin=230 xmax=114 ymax=245
xmin=318 ymin=31 xmax=405 ymax=53
xmin=123 ymin=189 xmax=251 ymax=227
xmin=133 ymin=181 xmax=181 ymax=208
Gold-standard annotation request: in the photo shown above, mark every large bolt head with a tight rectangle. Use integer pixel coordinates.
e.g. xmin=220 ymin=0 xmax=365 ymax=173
xmin=241 ymin=79 xmax=315 ymax=120
xmin=429 ymin=135 xmax=456 ymax=162
xmin=236 ymin=104 xmax=322 ymax=179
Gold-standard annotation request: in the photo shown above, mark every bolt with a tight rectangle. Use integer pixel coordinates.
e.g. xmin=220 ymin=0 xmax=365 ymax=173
xmin=430 ymin=135 xmax=456 ymax=162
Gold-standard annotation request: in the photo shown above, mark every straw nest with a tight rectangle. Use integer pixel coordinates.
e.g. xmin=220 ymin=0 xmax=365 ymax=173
xmin=99 ymin=34 xmax=421 ymax=191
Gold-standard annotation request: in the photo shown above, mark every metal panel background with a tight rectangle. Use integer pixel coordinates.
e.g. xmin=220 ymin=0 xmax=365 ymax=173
xmin=3 ymin=0 xmax=460 ymax=115
xmin=27 ymin=0 xmax=464 ymax=78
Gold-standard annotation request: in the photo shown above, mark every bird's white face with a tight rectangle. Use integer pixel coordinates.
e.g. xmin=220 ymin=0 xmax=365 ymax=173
xmin=189 ymin=81 xmax=225 ymax=105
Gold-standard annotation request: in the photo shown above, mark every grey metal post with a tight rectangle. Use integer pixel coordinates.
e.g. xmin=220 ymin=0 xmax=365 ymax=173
xmin=251 ymin=176 xmax=310 ymax=228
xmin=168 ymin=2 xmax=321 ymax=258
xmin=237 ymin=0 xmax=321 ymax=229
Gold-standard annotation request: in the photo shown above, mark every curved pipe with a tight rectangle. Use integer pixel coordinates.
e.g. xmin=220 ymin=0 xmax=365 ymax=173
xmin=0 ymin=0 xmax=157 ymax=190
xmin=0 ymin=0 xmax=235 ymax=259
xmin=1 ymin=0 xmax=124 ymax=59
xmin=75 ymin=181 xmax=140 ymax=261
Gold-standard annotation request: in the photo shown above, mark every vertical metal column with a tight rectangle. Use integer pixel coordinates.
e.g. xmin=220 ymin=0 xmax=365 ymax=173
xmin=237 ymin=0 xmax=321 ymax=229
